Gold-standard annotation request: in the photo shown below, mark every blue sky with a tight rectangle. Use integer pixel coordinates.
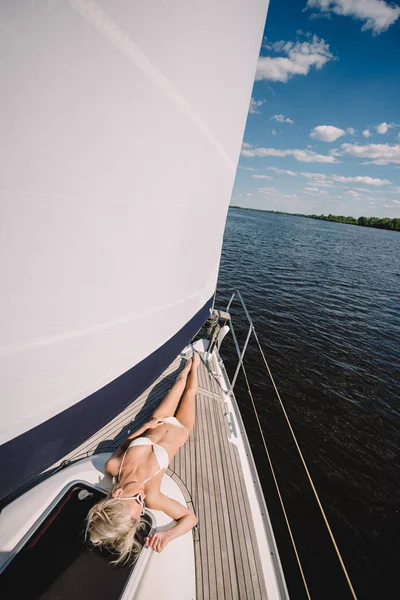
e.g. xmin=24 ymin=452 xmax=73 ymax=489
xmin=232 ymin=0 xmax=400 ymax=218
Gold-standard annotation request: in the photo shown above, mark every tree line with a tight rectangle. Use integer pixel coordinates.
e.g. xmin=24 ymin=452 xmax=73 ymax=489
xmin=230 ymin=206 xmax=400 ymax=231
xmin=307 ymin=214 xmax=400 ymax=231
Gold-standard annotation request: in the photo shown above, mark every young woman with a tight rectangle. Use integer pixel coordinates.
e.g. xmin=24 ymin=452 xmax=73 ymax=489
xmin=86 ymin=354 xmax=199 ymax=563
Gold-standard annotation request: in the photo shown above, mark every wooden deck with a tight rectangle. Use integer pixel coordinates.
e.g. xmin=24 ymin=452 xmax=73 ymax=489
xmin=64 ymin=353 xmax=267 ymax=600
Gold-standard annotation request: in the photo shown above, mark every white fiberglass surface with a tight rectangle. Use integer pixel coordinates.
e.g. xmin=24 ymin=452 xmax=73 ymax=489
xmin=0 ymin=0 xmax=269 ymax=445
xmin=0 ymin=455 xmax=195 ymax=599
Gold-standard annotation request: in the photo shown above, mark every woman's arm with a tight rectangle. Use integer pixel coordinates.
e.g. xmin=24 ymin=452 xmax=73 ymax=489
xmin=123 ymin=417 xmax=165 ymax=445
xmin=144 ymin=493 xmax=198 ymax=553
xmin=105 ymin=417 xmax=165 ymax=476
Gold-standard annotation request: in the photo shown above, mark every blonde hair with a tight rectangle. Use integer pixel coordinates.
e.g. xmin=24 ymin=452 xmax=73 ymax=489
xmin=86 ymin=489 xmax=145 ymax=564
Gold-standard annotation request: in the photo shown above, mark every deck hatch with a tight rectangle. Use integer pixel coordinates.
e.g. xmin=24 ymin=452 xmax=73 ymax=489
xmin=0 ymin=483 xmax=151 ymax=600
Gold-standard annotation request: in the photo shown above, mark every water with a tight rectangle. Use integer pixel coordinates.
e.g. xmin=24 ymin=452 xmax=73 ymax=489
xmin=216 ymin=209 xmax=400 ymax=600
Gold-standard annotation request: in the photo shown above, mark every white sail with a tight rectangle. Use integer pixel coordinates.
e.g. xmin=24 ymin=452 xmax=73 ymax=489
xmin=0 ymin=0 xmax=269 ymax=498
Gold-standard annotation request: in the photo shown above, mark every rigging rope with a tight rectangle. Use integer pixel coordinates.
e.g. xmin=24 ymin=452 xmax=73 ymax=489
xmin=239 ymin=358 xmax=312 ymax=600
xmin=237 ymin=319 xmax=358 ymax=600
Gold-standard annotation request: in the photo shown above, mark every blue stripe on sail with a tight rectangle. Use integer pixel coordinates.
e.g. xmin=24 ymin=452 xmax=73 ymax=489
xmin=0 ymin=297 xmax=212 ymax=503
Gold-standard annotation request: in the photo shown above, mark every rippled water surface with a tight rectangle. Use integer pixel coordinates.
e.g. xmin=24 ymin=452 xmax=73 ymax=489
xmin=216 ymin=209 xmax=400 ymax=600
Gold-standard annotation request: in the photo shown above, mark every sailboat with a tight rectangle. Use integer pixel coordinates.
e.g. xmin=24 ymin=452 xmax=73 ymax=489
xmin=0 ymin=1 xmax=289 ymax=598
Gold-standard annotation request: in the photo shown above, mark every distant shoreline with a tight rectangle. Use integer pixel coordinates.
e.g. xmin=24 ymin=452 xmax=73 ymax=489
xmin=230 ymin=206 xmax=400 ymax=232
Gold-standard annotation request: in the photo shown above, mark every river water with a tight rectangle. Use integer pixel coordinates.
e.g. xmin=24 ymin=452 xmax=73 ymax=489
xmin=216 ymin=209 xmax=400 ymax=600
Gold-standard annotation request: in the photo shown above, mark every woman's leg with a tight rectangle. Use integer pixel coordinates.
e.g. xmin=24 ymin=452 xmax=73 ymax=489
xmin=175 ymin=354 xmax=200 ymax=434
xmin=152 ymin=358 xmax=193 ymax=419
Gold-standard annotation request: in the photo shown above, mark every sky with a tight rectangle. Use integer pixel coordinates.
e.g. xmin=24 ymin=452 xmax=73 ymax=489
xmin=232 ymin=0 xmax=400 ymax=218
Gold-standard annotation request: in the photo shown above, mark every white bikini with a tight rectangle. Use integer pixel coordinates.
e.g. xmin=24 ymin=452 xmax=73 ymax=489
xmin=117 ymin=416 xmax=188 ymax=484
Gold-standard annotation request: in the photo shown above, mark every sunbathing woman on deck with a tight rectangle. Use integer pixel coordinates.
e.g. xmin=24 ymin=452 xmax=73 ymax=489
xmin=86 ymin=354 xmax=199 ymax=563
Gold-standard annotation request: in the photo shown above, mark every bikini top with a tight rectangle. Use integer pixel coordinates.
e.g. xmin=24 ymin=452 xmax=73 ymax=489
xmin=117 ymin=438 xmax=169 ymax=484
xmin=117 ymin=416 xmax=187 ymax=484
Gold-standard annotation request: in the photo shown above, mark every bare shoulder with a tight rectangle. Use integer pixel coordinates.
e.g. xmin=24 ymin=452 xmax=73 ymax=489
xmin=145 ymin=491 xmax=192 ymax=520
xmin=104 ymin=439 xmax=131 ymax=476
xmin=105 ymin=456 xmax=121 ymax=477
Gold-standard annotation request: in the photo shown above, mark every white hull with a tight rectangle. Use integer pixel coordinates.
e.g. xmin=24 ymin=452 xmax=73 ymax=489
xmin=0 ymin=454 xmax=195 ymax=599
xmin=0 ymin=342 xmax=288 ymax=599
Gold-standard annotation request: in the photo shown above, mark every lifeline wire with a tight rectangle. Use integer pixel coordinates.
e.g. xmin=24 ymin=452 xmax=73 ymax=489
xmin=231 ymin=296 xmax=359 ymax=600
xmin=239 ymin=358 xmax=312 ymax=600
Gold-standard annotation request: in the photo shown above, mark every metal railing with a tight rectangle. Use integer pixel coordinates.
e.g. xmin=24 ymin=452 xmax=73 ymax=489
xmin=225 ymin=289 xmax=257 ymax=391
xmin=215 ymin=290 xmax=359 ymax=600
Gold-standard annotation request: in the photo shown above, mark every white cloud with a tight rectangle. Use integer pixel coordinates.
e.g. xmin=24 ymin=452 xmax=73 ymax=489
xmin=347 ymin=127 xmax=355 ymax=135
xmin=256 ymin=35 xmax=334 ymax=83
xmin=376 ymin=122 xmax=389 ymax=134
xmin=304 ymin=186 xmax=329 ymax=195
xmin=300 ymin=172 xmax=391 ymax=186
xmin=268 ymin=167 xmax=298 ymax=176
xmin=271 ymin=114 xmax=294 ymax=124
xmin=375 ymin=122 xmax=398 ymax=134
xmin=249 ymin=97 xmax=265 ymax=114
xmin=310 ymin=125 xmax=347 ymax=142
xmin=272 ymin=129 xmax=277 ymax=135
xmin=239 ymin=166 xmax=258 ymax=171
xmin=258 ymin=187 xmax=277 ymax=194
xmin=353 ymin=187 xmax=372 ymax=193
xmin=340 ymin=142 xmax=400 ymax=164
xmin=333 ymin=175 xmax=391 ymax=185
xmin=362 ymin=129 xmax=371 ymax=138
xmin=346 ymin=190 xmax=361 ymax=198
xmin=252 ymin=174 xmax=274 ymax=180
xmin=281 ymin=193 xmax=299 ymax=200
xmin=300 ymin=172 xmax=333 ymax=182
xmin=258 ymin=187 xmax=298 ymax=200
xmin=241 ymin=144 xmax=337 ymax=163
xmin=306 ymin=0 xmax=400 ymax=34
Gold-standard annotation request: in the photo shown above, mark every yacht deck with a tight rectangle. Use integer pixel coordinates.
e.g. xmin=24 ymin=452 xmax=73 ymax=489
xmin=62 ymin=353 xmax=268 ymax=599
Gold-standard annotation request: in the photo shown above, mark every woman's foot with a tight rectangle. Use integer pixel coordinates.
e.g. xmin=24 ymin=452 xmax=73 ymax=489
xmin=182 ymin=357 xmax=192 ymax=373
xmin=191 ymin=353 xmax=200 ymax=370
xmin=177 ymin=357 xmax=192 ymax=382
